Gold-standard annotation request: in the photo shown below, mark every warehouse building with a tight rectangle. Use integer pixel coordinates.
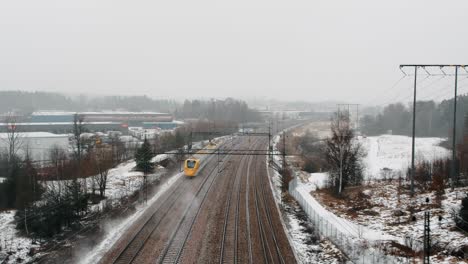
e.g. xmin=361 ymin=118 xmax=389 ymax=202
xmin=0 ymin=132 xmax=69 ymax=162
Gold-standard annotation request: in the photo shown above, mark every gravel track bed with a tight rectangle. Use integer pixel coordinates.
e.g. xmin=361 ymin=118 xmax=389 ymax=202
xmin=180 ymin=142 xmax=248 ymax=263
xmin=100 ymin=136 xmax=296 ymax=263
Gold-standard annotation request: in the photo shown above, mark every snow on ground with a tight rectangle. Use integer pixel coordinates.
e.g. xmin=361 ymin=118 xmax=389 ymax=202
xmin=0 ymin=210 xmax=39 ymax=264
xmin=80 ymin=136 xmax=229 ymax=262
xmin=360 ymin=135 xmax=450 ymax=180
xmin=295 ymin=180 xmax=401 ymax=242
xmin=79 ymin=171 xmax=183 ymax=263
xmin=284 ymin=206 xmax=346 ymax=264
xmin=270 ymin=134 xmax=346 ymax=263
xmin=0 ymin=137 xmax=227 ymax=264
xmin=313 ymin=183 xmax=468 ymax=258
xmin=291 ymin=134 xmax=466 ymax=262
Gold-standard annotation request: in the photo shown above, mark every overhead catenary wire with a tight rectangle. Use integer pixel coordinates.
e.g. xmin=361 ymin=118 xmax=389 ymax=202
xmin=418 ymin=77 xmax=468 ymax=102
xmin=379 ymin=73 xmax=468 ymax=106
xmin=379 ymin=77 xmax=416 ymax=106
xmin=372 ymin=65 xmax=468 ymax=107
xmin=364 ymin=75 xmax=408 ymax=106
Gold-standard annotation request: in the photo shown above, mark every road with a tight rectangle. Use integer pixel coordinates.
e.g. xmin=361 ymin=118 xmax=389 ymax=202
xmin=99 ymin=135 xmax=296 ymax=264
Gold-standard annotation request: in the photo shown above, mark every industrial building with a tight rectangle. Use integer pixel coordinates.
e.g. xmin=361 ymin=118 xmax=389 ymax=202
xmin=0 ymin=122 xmax=124 ymax=133
xmin=0 ymin=132 xmax=69 ymax=162
xmin=30 ymin=111 xmax=173 ymax=126
xmin=0 ymin=111 xmax=182 ymax=133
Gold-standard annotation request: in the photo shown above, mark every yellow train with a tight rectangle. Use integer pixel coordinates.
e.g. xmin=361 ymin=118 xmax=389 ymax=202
xmin=184 ymin=141 xmax=217 ymax=177
xmin=184 ymin=158 xmax=201 ymax=177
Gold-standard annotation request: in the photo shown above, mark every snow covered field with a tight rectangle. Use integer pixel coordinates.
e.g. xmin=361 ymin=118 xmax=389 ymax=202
xmin=0 ymin=210 xmax=40 ymax=264
xmin=79 ymin=171 xmax=183 ymax=263
xmin=290 ymin=134 xmax=466 ymax=263
xmin=0 ymin=137 xmax=226 ymax=263
xmin=360 ymin=135 xmax=450 ymax=180
xmin=270 ymin=133 xmax=346 ymax=263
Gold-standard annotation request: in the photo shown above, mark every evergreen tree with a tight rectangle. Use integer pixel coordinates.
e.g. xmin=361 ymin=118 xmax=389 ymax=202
xmin=456 ymin=193 xmax=468 ymax=232
xmin=135 ymin=137 xmax=154 ymax=174
xmin=174 ymin=130 xmax=185 ymax=149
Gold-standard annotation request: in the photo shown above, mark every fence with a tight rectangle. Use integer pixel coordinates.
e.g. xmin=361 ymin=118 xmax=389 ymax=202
xmin=289 ymin=177 xmax=419 ymax=263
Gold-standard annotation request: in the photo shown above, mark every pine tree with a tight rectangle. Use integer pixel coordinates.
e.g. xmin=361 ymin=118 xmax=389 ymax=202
xmin=135 ymin=137 xmax=154 ymax=174
xmin=456 ymin=193 xmax=468 ymax=232
xmin=174 ymin=130 xmax=185 ymax=149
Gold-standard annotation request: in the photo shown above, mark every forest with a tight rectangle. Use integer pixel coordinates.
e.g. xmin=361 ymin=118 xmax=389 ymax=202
xmin=360 ymin=95 xmax=468 ymax=140
xmin=0 ymin=91 xmax=178 ymax=114
xmin=174 ymin=98 xmax=262 ymax=123
xmin=0 ymin=91 xmax=262 ymax=124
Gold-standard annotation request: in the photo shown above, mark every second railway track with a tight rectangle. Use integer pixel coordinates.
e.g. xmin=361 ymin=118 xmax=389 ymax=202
xmin=100 ymin=136 xmax=296 ymax=264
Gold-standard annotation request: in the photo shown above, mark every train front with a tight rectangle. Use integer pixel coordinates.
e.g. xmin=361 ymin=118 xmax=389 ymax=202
xmin=184 ymin=158 xmax=200 ymax=177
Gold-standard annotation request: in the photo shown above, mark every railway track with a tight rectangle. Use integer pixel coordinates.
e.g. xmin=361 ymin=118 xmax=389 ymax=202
xmin=101 ymin=136 xmax=296 ymax=264
xmin=157 ymin=150 xmax=230 ymax=263
xmin=218 ymin=142 xmax=255 ymax=264
xmin=112 ymin=158 xmax=220 ymax=264
xmin=102 ymin=139 xmax=235 ymax=264
xmin=156 ymin=138 xmax=250 ymax=264
xmin=253 ymin=141 xmax=285 ymax=264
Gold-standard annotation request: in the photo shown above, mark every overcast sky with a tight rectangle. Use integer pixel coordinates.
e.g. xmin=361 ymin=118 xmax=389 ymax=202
xmin=0 ymin=1 xmax=466 ymax=105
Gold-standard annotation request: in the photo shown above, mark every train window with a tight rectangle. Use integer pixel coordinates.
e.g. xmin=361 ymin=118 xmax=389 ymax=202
xmin=187 ymin=160 xmax=196 ymax=168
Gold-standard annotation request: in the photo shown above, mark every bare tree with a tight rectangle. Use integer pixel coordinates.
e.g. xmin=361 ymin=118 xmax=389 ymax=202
xmin=2 ymin=113 xmax=22 ymax=162
xmin=72 ymin=114 xmax=87 ymax=192
xmin=152 ymin=134 xmax=162 ymax=155
xmin=109 ymin=134 xmax=126 ymax=165
xmin=325 ymin=111 xmax=364 ymax=195
xmin=72 ymin=114 xmax=86 ymax=163
xmin=93 ymin=147 xmax=113 ymax=198
xmin=49 ymin=145 xmax=69 ymax=199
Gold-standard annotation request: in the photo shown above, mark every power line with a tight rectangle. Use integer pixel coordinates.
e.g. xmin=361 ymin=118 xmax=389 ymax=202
xmin=399 ymin=64 xmax=467 ymax=196
xmin=364 ymin=75 xmax=408 ymax=106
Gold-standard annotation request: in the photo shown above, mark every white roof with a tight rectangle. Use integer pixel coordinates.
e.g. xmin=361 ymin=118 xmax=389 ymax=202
xmin=32 ymin=111 xmax=169 ymax=116
xmin=0 ymin=122 xmax=120 ymax=126
xmin=0 ymin=132 xmax=68 ymax=138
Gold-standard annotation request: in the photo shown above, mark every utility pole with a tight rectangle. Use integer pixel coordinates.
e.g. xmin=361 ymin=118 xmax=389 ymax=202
xmin=217 ymin=149 xmax=220 ymax=174
xmin=400 ymin=64 xmax=467 ymax=195
xmin=282 ymin=131 xmax=286 ymax=172
xmin=423 ymin=211 xmax=431 ymax=264
xmin=268 ymin=122 xmax=272 ymax=163
xmin=423 ymin=197 xmax=431 ymax=264
xmin=337 ymin=109 xmax=342 ymax=195
xmin=410 ymin=66 xmax=417 ymax=197
xmin=144 ymin=174 xmax=148 ymax=204
xmin=336 ymin=104 xmax=359 ymax=130
xmin=451 ymin=66 xmax=459 ymax=190
xmin=356 ymin=104 xmax=359 ymax=132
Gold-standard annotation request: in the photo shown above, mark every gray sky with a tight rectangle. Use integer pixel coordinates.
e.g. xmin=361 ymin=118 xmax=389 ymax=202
xmin=0 ymin=1 xmax=466 ymax=105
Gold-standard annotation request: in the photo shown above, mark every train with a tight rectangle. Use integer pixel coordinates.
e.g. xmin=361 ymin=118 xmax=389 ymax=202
xmin=184 ymin=158 xmax=201 ymax=176
xmin=184 ymin=141 xmax=218 ymax=177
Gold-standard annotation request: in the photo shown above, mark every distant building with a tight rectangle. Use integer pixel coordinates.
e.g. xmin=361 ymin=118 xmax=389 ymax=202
xmin=258 ymin=110 xmax=331 ymax=120
xmin=0 ymin=132 xmax=69 ymax=162
xmin=0 ymin=122 xmax=124 ymax=133
xmin=142 ymin=121 xmax=184 ymax=130
xmin=30 ymin=111 xmax=173 ymax=126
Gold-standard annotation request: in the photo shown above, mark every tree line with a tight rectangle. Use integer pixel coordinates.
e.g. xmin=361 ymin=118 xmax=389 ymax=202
xmin=0 ymin=92 xmax=263 ymax=126
xmin=175 ymin=98 xmax=262 ymax=123
xmin=0 ymin=113 xmax=239 ymax=238
xmin=0 ymin=91 xmax=178 ymax=114
xmin=0 ymin=115 xmax=128 ymax=237
xmin=361 ymin=95 xmax=468 ymax=140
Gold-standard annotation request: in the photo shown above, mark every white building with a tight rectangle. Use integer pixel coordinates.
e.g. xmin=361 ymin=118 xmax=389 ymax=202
xmin=128 ymin=127 xmax=161 ymax=140
xmin=0 ymin=132 xmax=69 ymax=162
